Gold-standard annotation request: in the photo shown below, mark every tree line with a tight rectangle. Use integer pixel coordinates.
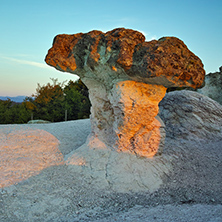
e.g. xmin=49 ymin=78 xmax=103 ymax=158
xmin=0 ymin=79 xmax=91 ymax=124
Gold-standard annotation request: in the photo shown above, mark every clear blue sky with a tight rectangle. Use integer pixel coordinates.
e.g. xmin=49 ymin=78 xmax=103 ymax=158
xmin=0 ymin=0 xmax=221 ymax=96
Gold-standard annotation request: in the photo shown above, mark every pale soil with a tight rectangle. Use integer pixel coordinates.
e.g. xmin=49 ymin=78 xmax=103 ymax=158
xmin=0 ymin=119 xmax=222 ymax=221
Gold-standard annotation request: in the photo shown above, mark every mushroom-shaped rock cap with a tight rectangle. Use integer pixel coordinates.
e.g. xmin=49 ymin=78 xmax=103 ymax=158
xmin=45 ymin=28 xmax=205 ymax=89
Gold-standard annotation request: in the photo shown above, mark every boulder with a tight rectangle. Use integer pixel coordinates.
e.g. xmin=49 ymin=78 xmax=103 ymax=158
xmin=159 ymin=90 xmax=222 ymax=142
xmin=197 ymin=66 xmax=222 ymax=105
xmin=45 ymin=28 xmax=205 ymax=157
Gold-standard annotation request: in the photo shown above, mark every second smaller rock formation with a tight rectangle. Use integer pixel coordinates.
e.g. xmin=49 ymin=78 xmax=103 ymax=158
xmin=197 ymin=66 xmax=222 ymax=105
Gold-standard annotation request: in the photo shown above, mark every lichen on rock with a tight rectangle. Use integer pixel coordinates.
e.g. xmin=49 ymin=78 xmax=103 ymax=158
xmin=45 ymin=28 xmax=205 ymax=158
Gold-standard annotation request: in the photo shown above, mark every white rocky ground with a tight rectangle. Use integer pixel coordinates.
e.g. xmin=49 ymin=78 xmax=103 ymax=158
xmin=0 ymin=116 xmax=222 ymax=221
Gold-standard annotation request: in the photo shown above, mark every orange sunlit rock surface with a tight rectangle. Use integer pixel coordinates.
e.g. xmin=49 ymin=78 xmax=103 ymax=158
xmin=46 ymin=28 xmax=205 ymax=89
xmin=110 ymin=81 xmax=166 ymax=157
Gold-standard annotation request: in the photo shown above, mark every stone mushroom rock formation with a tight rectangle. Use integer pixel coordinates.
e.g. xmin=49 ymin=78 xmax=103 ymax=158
xmin=45 ymin=28 xmax=205 ymax=158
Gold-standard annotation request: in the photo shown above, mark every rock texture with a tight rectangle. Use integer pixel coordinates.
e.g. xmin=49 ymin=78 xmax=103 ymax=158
xmin=159 ymin=90 xmax=222 ymax=142
xmin=197 ymin=66 xmax=222 ymax=105
xmin=46 ymin=28 xmax=205 ymax=88
xmin=45 ymin=28 xmax=205 ymax=157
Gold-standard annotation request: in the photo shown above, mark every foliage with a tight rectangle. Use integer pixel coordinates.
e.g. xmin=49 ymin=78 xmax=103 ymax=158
xmin=0 ymin=78 xmax=91 ymax=124
xmin=0 ymin=99 xmax=31 ymax=124
xmin=30 ymin=78 xmax=66 ymax=122
xmin=64 ymin=79 xmax=91 ymax=120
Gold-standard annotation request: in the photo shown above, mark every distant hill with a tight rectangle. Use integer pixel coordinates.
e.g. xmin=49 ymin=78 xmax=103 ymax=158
xmin=0 ymin=96 xmax=27 ymax=103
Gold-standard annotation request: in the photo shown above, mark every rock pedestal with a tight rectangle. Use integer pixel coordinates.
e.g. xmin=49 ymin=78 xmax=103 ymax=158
xmin=88 ymin=80 xmax=166 ymax=157
xmin=45 ymin=28 xmax=205 ymax=158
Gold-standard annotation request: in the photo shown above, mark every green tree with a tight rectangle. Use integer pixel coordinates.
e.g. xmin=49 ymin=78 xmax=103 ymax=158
xmin=64 ymin=87 xmax=83 ymax=120
xmin=0 ymin=99 xmax=13 ymax=124
xmin=0 ymin=99 xmax=31 ymax=124
xmin=10 ymin=103 xmax=31 ymax=124
xmin=30 ymin=78 xmax=66 ymax=122
xmin=64 ymin=79 xmax=91 ymax=120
